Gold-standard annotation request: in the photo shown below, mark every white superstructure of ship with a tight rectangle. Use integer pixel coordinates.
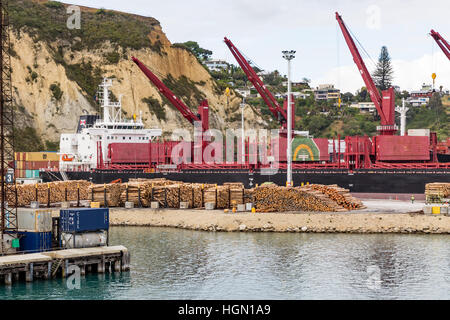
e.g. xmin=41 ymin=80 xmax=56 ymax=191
xmin=59 ymin=78 xmax=162 ymax=171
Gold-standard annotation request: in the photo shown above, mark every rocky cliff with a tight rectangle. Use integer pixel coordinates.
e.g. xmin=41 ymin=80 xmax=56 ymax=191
xmin=10 ymin=0 xmax=265 ymax=150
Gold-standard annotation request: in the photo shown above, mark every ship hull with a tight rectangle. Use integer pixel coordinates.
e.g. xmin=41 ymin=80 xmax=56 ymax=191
xmin=40 ymin=169 xmax=450 ymax=194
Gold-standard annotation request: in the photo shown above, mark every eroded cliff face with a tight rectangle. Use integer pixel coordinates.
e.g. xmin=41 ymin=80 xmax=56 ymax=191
xmin=10 ymin=1 xmax=265 ymax=148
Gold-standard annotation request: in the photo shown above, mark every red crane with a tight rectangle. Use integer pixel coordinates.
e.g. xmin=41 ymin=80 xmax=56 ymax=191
xmin=335 ymin=12 xmax=397 ymax=135
xmin=430 ymin=29 xmax=450 ymax=60
xmin=224 ymin=37 xmax=294 ymax=131
xmin=132 ymin=56 xmax=209 ymax=131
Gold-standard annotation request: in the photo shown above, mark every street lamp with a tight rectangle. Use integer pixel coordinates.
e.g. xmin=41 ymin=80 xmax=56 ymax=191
xmin=282 ymin=50 xmax=296 ymax=187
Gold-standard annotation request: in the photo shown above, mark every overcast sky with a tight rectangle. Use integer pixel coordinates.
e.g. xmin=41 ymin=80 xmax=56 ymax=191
xmin=65 ymin=0 xmax=449 ymax=93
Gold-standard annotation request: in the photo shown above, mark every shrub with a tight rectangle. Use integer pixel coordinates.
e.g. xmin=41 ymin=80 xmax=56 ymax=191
xmin=103 ymin=51 xmax=121 ymax=64
xmin=44 ymin=1 xmax=63 ymax=9
xmin=142 ymin=97 xmax=166 ymax=121
xmin=50 ymin=83 xmax=63 ymax=101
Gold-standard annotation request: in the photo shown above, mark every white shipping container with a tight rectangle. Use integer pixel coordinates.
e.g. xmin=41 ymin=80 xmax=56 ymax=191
xmin=408 ymin=129 xmax=430 ymax=137
xmin=61 ymin=231 xmax=107 ymax=249
xmin=17 ymin=208 xmax=52 ymax=232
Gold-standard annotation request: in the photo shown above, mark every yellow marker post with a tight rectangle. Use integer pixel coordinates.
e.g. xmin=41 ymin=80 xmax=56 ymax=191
xmin=251 ymin=207 xmax=256 ymax=214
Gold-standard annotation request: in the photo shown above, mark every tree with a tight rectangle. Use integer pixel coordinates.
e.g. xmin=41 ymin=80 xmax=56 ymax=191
xmin=342 ymin=92 xmax=354 ymax=103
xmin=179 ymin=41 xmax=212 ymax=61
xmin=356 ymin=87 xmax=370 ymax=102
xmin=372 ymin=46 xmax=394 ymax=91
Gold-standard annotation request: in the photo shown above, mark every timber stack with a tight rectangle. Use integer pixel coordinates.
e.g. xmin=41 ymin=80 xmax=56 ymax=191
xmin=88 ymin=184 xmax=124 ymax=207
xmin=253 ymin=184 xmax=364 ymax=213
xmin=7 ymin=180 xmax=91 ymax=207
xmin=310 ymin=184 xmax=365 ymax=210
xmin=425 ymin=183 xmax=450 ymax=198
xmin=7 ymin=178 xmax=365 ymax=213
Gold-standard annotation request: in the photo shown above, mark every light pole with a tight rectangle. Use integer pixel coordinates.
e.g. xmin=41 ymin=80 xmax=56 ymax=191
xmin=241 ymin=98 xmax=246 ymax=164
xmin=282 ymin=50 xmax=296 ymax=187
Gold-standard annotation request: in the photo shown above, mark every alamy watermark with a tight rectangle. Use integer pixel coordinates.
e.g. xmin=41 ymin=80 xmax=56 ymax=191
xmin=366 ymin=5 xmax=381 ymax=30
xmin=366 ymin=265 xmax=382 ymax=290
xmin=67 ymin=5 xmax=81 ymax=30
xmin=66 ymin=265 xmax=81 ymax=290
xmin=168 ymin=125 xmax=283 ymax=173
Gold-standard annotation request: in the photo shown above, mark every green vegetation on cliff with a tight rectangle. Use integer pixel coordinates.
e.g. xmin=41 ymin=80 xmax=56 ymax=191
xmin=142 ymin=97 xmax=166 ymax=121
xmin=10 ymin=0 xmax=160 ymax=51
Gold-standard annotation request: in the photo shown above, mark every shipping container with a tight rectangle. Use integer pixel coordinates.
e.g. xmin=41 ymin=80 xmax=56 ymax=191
xmin=17 ymin=208 xmax=53 ymax=232
xmin=25 ymin=161 xmax=59 ymax=170
xmin=108 ymin=143 xmax=150 ymax=164
xmin=376 ymin=136 xmax=430 ymax=161
xmin=25 ymin=152 xmax=60 ymax=162
xmin=59 ymin=208 xmax=109 ymax=233
xmin=17 ymin=231 xmax=52 ymax=253
xmin=61 ymin=231 xmax=108 ymax=249
xmin=408 ymin=129 xmax=431 ymax=137
xmin=25 ymin=170 xmax=40 ymax=178
xmin=15 ymin=169 xmax=26 ymax=178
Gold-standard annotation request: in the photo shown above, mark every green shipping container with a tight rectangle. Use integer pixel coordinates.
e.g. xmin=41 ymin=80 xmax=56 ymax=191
xmin=25 ymin=170 xmax=40 ymax=178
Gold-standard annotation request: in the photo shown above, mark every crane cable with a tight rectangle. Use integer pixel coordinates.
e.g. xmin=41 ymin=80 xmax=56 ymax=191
xmin=347 ymin=23 xmax=377 ymax=70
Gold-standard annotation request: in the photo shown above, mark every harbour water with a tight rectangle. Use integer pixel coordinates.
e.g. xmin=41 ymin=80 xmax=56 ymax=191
xmin=0 ymin=227 xmax=449 ymax=300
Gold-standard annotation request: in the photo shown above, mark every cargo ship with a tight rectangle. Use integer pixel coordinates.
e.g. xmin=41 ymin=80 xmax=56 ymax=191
xmin=39 ymin=78 xmax=449 ymax=195
xmin=40 ymin=12 xmax=450 ymax=195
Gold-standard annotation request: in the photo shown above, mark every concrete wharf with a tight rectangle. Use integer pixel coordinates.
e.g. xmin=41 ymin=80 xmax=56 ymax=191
xmin=0 ymin=246 xmax=130 ymax=285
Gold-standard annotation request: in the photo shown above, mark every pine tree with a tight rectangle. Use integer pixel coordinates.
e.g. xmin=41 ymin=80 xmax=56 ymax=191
xmin=372 ymin=46 xmax=393 ymax=91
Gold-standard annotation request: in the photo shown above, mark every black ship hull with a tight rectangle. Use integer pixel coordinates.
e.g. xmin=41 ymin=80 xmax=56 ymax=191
xmin=41 ymin=169 xmax=450 ymax=194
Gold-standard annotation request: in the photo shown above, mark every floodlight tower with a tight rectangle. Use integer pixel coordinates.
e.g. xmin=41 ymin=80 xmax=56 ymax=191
xmin=282 ymin=50 xmax=296 ymax=186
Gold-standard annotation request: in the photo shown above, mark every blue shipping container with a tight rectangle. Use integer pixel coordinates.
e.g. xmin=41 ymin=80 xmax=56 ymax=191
xmin=17 ymin=231 xmax=52 ymax=253
xmin=59 ymin=208 xmax=109 ymax=233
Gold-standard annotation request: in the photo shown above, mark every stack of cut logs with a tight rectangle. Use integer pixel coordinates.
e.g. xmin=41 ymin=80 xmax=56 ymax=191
xmin=88 ymin=184 xmax=124 ymax=207
xmin=7 ymin=178 xmax=364 ymax=212
xmin=425 ymin=183 xmax=450 ymax=198
xmin=252 ymin=184 xmax=364 ymax=213
xmin=310 ymin=184 xmax=365 ymax=210
xmin=7 ymin=180 xmax=92 ymax=207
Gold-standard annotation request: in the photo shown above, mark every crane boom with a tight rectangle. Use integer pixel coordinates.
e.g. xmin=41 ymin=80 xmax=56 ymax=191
xmin=335 ymin=12 xmax=396 ymax=135
xmin=430 ymin=30 xmax=450 ymax=60
xmin=224 ymin=37 xmax=289 ymax=128
xmin=132 ymin=56 xmax=209 ymax=131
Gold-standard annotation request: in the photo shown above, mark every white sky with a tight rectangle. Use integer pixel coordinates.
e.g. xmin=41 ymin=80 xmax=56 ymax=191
xmin=62 ymin=0 xmax=449 ymax=93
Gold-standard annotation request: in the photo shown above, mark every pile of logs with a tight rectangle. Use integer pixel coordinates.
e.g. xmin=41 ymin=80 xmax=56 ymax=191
xmin=88 ymin=184 xmax=124 ymax=207
xmin=425 ymin=183 xmax=450 ymax=198
xmin=7 ymin=180 xmax=92 ymax=207
xmin=120 ymin=182 xmax=153 ymax=207
xmin=253 ymin=184 xmax=364 ymax=213
xmin=7 ymin=178 xmax=365 ymax=213
xmin=310 ymin=184 xmax=365 ymax=210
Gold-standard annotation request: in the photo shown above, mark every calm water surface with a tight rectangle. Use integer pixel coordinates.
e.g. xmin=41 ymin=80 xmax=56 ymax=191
xmin=1 ymin=227 xmax=449 ymax=300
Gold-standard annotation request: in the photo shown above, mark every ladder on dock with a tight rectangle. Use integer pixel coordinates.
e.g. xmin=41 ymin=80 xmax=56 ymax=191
xmin=51 ymin=259 xmax=63 ymax=277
